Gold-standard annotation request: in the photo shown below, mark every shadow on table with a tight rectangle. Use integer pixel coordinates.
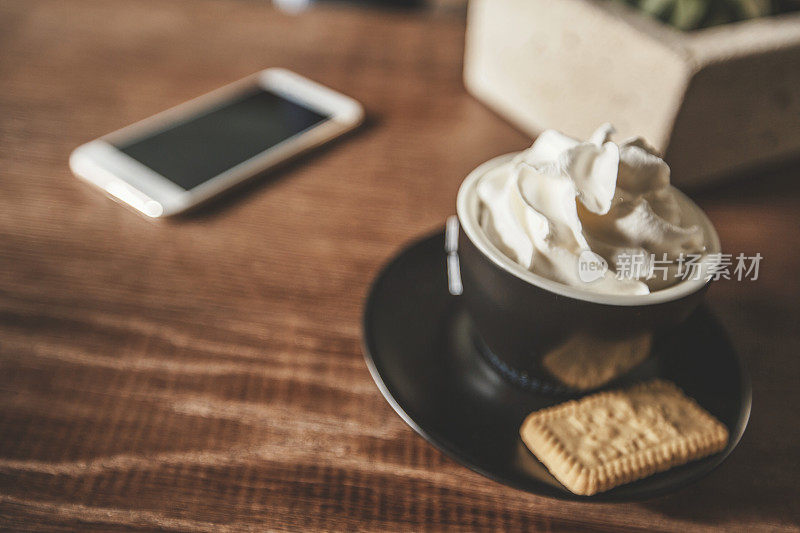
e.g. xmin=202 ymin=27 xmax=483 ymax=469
xmin=172 ymin=114 xmax=377 ymax=221
xmin=682 ymin=152 xmax=800 ymax=201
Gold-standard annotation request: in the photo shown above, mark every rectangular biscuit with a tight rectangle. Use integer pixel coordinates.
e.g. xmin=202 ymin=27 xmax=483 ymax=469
xmin=520 ymin=379 xmax=729 ymax=496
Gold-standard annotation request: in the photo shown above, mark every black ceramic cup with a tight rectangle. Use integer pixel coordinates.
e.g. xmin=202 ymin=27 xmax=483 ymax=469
xmin=456 ymin=154 xmax=721 ymax=394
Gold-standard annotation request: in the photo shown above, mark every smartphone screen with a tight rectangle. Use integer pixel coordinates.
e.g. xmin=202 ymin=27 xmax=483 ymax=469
xmin=113 ymin=88 xmax=330 ymax=191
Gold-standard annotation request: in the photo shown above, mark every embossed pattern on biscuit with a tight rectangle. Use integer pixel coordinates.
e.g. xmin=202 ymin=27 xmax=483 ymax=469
xmin=519 ymin=380 xmax=729 ymax=496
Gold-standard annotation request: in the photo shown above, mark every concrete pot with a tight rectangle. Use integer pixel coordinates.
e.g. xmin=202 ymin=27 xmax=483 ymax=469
xmin=464 ymin=0 xmax=800 ymax=186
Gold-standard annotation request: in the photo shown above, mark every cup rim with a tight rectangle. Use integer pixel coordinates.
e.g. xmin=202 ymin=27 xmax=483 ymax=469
xmin=456 ymin=153 xmax=722 ymax=307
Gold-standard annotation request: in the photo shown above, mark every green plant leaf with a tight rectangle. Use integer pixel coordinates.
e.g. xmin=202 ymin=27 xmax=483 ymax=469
xmin=671 ymin=0 xmax=711 ymax=29
xmin=640 ymin=0 xmax=676 ymax=18
xmin=734 ymin=0 xmax=772 ymax=18
xmin=609 ymin=0 xmax=798 ymax=29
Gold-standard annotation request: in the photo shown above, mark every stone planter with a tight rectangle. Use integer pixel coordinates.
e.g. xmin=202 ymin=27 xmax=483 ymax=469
xmin=464 ymin=0 xmax=800 ymax=186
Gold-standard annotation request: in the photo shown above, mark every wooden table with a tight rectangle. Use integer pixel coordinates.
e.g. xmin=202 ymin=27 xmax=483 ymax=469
xmin=1 ymin=0 xmax=798 ymax=530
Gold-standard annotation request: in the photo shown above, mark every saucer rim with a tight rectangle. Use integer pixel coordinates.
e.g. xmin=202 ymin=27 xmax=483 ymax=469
xmin=362 ymin=228 xmax=752 ymax=502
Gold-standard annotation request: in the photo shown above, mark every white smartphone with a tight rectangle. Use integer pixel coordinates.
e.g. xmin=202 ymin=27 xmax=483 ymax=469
xmin=70 ymin=69 xmax=364 ymax=217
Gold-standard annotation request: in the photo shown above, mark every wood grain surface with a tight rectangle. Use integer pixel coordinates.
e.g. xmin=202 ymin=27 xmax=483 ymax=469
xmin=1 ymin=0 xmax=799 ymax=530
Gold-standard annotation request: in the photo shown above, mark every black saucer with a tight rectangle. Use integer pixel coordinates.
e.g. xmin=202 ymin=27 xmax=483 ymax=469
xmin=362 ymin=229 xmax=751 ymax=501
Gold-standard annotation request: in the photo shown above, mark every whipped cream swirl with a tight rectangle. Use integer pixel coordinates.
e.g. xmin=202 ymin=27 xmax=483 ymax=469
xmin=477 ymin=124 xmax=706 ymax=295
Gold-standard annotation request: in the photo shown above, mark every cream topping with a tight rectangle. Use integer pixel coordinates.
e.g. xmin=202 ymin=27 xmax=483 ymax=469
xmin=477 ymin=125 xmax=706 ymax=295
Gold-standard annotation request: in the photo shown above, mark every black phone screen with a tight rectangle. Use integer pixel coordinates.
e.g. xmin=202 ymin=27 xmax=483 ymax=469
xmin=113 ymin=87 xmax=330 ymax=191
